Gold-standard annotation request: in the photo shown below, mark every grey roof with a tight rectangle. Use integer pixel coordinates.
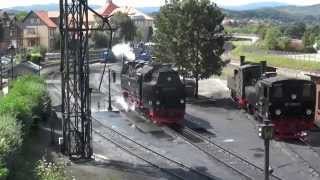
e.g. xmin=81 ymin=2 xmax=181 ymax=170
xmin=261 ymin=76 xmax=310 ymax=86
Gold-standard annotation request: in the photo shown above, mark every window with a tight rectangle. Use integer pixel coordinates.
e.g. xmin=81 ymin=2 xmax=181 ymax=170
xmin=49 ymin=29 xmax=55 ymax=36
xmin=303 ymin=84 xmax=312 ymax=98
xmin=27 ymin=28 xmax=36 ymax=35
xmin=272 ymin=84 xmax=282 ymax=98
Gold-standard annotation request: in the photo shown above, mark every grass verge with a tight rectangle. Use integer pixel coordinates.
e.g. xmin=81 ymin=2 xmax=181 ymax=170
xmin=231 ymin=45 xmax=320 ymax=71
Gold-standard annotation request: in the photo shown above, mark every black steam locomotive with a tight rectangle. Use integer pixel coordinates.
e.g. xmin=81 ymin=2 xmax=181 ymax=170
xmin=121 ymin=60 xmax=186 ymax=126
xmin=227 ymin=58 xmax=315 ymax=139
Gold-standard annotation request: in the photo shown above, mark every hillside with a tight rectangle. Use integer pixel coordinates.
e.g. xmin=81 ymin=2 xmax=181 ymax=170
xmin=4 ymin=3 xmax=101 ymax=12
xmin=225 ymin=4 xmax=320 ymax=23
xmin=223 ymin=1 xmax=289 ymax=11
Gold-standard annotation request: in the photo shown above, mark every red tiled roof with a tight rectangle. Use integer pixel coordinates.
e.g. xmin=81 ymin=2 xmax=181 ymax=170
xmin=35 ymin=11 xmax=57 ymax=28
xmin=100 ymin=1 xmax=119 ymax=17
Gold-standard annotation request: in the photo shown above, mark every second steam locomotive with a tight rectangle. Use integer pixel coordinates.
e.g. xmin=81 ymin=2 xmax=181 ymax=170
xmin=121 ymin=60 xmax=186 ymax=126
xmin=227 ymin=57 xmax=316 ymax=139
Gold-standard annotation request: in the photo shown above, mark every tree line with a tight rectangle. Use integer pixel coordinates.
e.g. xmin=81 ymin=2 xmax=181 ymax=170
xmin=228 ymin=22 xmax=320 ymax=52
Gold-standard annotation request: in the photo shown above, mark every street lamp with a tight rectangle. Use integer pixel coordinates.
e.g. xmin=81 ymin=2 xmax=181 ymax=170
xmin=258 ymin=119 xmax=275 ymax=180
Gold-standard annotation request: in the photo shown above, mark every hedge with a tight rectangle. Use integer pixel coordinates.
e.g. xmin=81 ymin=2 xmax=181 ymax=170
xmin=0 ymin=75 xmax=50 ymax=179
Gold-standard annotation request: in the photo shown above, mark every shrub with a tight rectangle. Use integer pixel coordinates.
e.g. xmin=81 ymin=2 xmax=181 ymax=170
xmin=0 ymin=114 xmax=22 ymax=160
xmin=0 ymin=75 xmax=50 ymax=179
xmin=36 ymin=160 xmax=67 ymax=180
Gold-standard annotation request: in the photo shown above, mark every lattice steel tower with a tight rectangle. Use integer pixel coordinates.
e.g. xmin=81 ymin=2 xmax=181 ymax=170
xmin=59 ymin=0 xmax=112 ymax=159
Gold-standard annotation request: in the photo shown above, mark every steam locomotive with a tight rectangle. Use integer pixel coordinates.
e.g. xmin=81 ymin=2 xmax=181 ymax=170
xmin=121 ymin=60 xmax=186 ymax=126
xmin=227 ymin=57 xmax=316 ymax=139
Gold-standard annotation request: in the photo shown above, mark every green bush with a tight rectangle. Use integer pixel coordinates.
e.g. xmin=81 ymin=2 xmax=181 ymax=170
xmin=0 ymin=114 xmax=22 ymax=180
xmin=0 ymin=114 xmax=22 ymax=160
xmin=0 ymin=75 xmax=50 ymax=179
xmin=36 ymin=160 xmax=67 ymax=180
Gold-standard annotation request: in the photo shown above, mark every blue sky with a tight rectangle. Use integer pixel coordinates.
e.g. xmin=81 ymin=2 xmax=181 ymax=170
xmin=0 ymin=0 xmax=319 ymax=8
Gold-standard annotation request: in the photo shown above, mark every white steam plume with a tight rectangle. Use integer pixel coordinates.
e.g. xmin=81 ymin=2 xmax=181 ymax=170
xmin=112 ymin=43 xmax=135 ymax=61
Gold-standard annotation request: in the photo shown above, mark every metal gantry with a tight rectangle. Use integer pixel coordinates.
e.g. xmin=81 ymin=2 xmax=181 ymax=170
xmin=59 ymin=0 xmax=113 ymax=159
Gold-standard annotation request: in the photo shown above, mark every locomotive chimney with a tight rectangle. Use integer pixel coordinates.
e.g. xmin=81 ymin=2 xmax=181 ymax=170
xmin=240 ymin=56 xmax=245 ymax=66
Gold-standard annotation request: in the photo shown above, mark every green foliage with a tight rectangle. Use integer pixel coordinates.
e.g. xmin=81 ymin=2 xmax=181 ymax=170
xmin=264 ymin=27 xmax=281 ymax=50
xmin=36 ymin=160 xmax=67 ymax=180
xmin=278 ymin=37 xmax=291 ymax=51
xmin=0 ymin=75 xmax=49 ymax=179
xmin=135 ymin=27 xmax=144 ymax=42
xmin=92 ymin=32 xmax=111 ymax=48
xmin=111 ymin=12 xmax=136 ymax=42
xmin=225 ymin=5 xmax=320 ymax=24
xmin=0 ymin=166 xmax=8 ymax=180
xmin=25 ymin=46 xmax=46 ymax=64
xmin=154 ymin=0 xmax=225 ymax=97
xmin=147 ymin=26 xmax=154 ymax=42
xmin=0 ymin=114 xmax=22 ymax=159
xmin=15 ymin=11 xmax=28 ymax=22
xmin=284 ymin=22 xmax=306 ymax=39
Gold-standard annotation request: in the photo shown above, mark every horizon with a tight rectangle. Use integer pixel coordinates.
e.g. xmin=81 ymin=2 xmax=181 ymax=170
xmin=0 ymin=0 xmax=319 ymax=9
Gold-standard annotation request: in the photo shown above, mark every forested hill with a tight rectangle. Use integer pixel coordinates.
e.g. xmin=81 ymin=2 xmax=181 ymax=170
xmin=224 ymin=4 xmax=320 ymax=23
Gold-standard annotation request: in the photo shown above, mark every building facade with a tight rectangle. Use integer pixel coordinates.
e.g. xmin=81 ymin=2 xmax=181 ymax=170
xmin=0 ymin=10 xmax=22 ymax=54
xmin=22 ymin=11 xmax=57 ymax=51
xmin=100 ymin=0 xmax=154 ymax=42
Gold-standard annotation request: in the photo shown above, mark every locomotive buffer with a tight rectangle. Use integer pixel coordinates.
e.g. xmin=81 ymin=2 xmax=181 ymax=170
xmin=258 ymin=120 xmax=275 ymax=180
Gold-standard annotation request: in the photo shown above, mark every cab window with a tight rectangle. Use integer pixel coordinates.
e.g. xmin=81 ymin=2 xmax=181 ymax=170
xmin=272 ymin=84 xmax=282 ymax=98
xmin=302 ymin=84 xmax=312 ymax=98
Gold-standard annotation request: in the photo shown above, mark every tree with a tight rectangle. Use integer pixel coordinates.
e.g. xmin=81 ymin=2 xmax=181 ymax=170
xmin=284 ymin=22 xmax=306 ymax=39
xmin=302 ymin=31 xmax=314 ymax=48
xmin=278 ymin=36 xmax=291 ymax=51
xmin=91 ymin=32 xmax=111 ymax=48
xmin=147 ymin=26 xmax=153 ymax=42
xmin=264 ymin=27 xmax=281 ymax=50
xmin=15 ymin=11 xmax=28 ymax=22
xmin=154 ymin=0 xmax=225 ymax=98
xmin=111 ymin=12 xmax=136 ymax=42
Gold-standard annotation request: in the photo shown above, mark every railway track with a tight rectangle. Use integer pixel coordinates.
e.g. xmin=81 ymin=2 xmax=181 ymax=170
xmin=92 ymin=117 xmax=218 ymax=180
xmin=165 ymin=126 xmax=283 ymax=180
xmin=287 ymin=138 xmax=320 ymax=177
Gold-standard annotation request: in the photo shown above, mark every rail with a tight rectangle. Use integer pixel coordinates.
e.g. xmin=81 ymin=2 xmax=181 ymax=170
xmin=166 ymin=126 xmax=283 ymax=180
xmin=92 ymin=117 xmax=217 ymax=180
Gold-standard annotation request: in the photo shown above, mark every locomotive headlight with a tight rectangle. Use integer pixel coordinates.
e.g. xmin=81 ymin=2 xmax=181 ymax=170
xmin=291 ymin=94 xmax=297 ymax=100
xmin=275 ymin=109 xmax=281 ymax=116
xmin=306 ymin=109 xmax=312 ymax=116
xmin=156 ymin=100 xmax=160 ymax=105
xmin=180 ymin=99 xmax=185 ymax=104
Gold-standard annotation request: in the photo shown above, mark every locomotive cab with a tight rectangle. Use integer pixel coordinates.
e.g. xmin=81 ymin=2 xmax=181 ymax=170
xmin=227 ymin=61 xmax=276 ymax=108
xmin=254 ymin=77 xmax=315 ymax=138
